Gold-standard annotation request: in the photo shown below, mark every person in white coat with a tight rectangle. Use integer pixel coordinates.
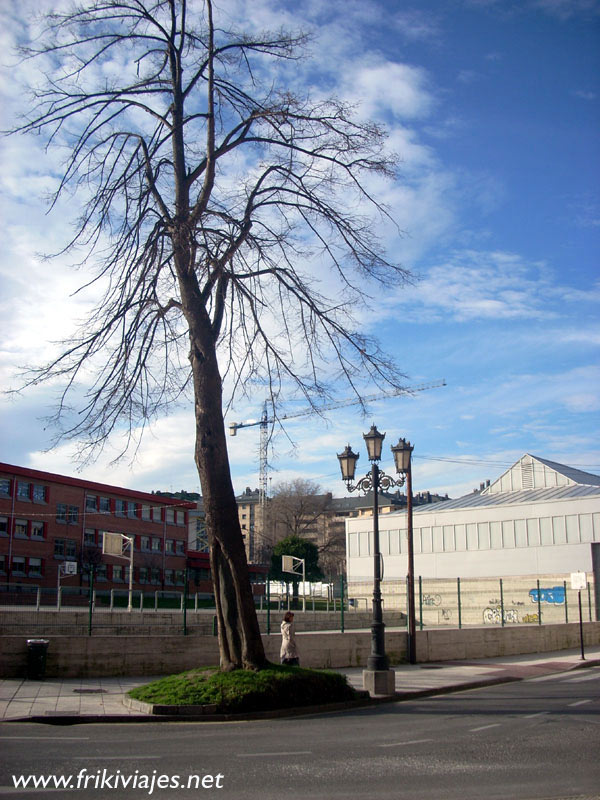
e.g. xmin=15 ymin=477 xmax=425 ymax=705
xmin=280 ymin=611 xmax=299 ymax=666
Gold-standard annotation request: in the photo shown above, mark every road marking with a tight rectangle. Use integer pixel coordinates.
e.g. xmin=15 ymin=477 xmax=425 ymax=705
xmin=470 ymin=723 xmax=502 ymax=732
xmin=72 ymin=755 xmax=160 ymax=760
xmin=565 ymin=673 xmax=600 ymax=683
xmin=379 ymin=739 xmax=433 ymax=748
xmin=522 ymin=712 xmax=548 ymax=719
xmin=0 ymin=737 xmax=89 ymax=741
xmin=568 ymin=699 xmax=593 ymax=707
xmin=237 ymin=751 xmax=312 ymax=758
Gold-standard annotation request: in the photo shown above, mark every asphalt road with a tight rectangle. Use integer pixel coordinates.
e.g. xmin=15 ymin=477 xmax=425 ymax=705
xmin=0 ymin=668 xmax=598 ymax=800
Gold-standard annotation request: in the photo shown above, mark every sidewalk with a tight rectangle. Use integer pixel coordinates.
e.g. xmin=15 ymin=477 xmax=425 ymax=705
xmin=1 ymin=647 xmax=599 ymax=722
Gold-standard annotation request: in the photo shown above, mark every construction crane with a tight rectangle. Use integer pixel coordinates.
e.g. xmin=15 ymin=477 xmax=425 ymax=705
xmin=228 ymin=379 xmax=446 ymax=506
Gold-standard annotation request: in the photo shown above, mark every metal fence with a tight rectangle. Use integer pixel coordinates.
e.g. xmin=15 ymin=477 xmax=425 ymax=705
xmin=0 ymin=581 xmax=360 ymax=637
xmin=348 ymin=573 xmax=597 ymax=628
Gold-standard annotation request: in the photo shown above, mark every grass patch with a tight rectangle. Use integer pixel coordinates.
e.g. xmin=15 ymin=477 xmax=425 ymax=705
xmin=128 ymin=663 xmax=360 ymax=713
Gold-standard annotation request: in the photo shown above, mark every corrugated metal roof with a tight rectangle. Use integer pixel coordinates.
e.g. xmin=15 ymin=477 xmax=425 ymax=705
xmin=530 ymin=455 xmax=600 ymax=487
xmin=407 ymin=483 xmax=600 ymax=514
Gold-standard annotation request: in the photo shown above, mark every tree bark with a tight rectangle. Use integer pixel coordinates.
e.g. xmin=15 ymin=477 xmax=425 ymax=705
xmin=183 ymin=274 xmax=266 ymax=670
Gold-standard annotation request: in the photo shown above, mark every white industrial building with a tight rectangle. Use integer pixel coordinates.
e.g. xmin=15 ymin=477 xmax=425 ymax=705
xmin=346 ymin=455 xmax=600 ymax=623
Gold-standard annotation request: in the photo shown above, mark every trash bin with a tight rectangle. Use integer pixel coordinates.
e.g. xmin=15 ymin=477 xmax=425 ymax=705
xmin=26 ymin=639 xmax=49 ymax=679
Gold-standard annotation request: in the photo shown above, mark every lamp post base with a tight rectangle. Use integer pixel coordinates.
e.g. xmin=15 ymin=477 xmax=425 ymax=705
xmin=362 ymin=668 xmax=396 ymax=697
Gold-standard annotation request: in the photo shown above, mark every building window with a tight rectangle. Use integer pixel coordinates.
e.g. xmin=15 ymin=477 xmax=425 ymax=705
xmin=566 ymin=515 xmax=579 ymax=544
xmin=151 ymin=506 xmax=162 ymax=523
xmin=96 ymin=564 xmax=108 ymax=581
xmin=113 ymin=565 xmax=124 ymax=582
xmin=15 ymin=519 xmax=28 ymax=538
xmin=0 ymin=516 xmax=8 ymax=537
xmin=139 ymin=567 xmax=149 ymax=584
xmin=477 ymin=522 xmax=490 ymax=550
xmin=166 ymin=539 xmax=174 ymax=554
xmin=0 ymin=478 xmax=11 ymax=497
xmin=86 ymin=495 xmax=97 ymax=512
xmin=502 ymin=520 xmax=515 ymax=548
xmin=466 ymin=524 xmax=478 ymax=551
xmin=17 ymin=481 xmax=31 ymax=500
xmin=443 ymin=525 xmax=455 ymax=552
xmin=84 ymin=528 xmax=96 ymax=546
xmin=175 ymin=570 xmax=185 ymax=586
xmin=32 ymin=484 xmax=47 ymax=503
xmin=140 ymin=536 xmax=150 ymax=552
xmin=175 ymin=540 xmax=185 ymax=556
xmin=515 ymin=519 xmax=527 ymax=548
xmin=527 ymin=518 xmax=540 ymax=547
xmin=99 ymin=496 xmax=111 ymax=514
xmin=175 ymin=510 xmax=185 ymax=525
xmin=54 ymin=539 xmax=65 ymax=557
xmin=540 ymin=517 xmax=553 ymax=545
xmin=193 ymin=567 xmax=210 ymax=582
xmin=12 ymin=556 xmax=26 ymax=575
xmin=127 ymin=501 xmax=137 ymax=519
xmin=164 ymin=569 xmax=174 ymax=585
xmin=28 ymin=558 xmax=42 ymax=577
xmin=151 ymin=537 xmax=161 ymax=552
xmin=490 ymin=521 xmax=502 ymax=549
xmin=151 ymin=568 xmax=161 ymax=584
xmin=56 ymin=503 xmax=68 ymax=523
xmin=0 ymin=554 xmax=6 ymax=574
xmin=31 ymin=520 xmax=45 ymax=539
xmin=115 ymin=499 xmax=126 ymax=516
xmin=553 ymin=516 xmax=567 ymax=544
xmin=166 ymin=508 xmax=175 ymax=524
xmin=68 ymin=505 xmax=79 ymax=525
xmin=580 ymin=514 xmax=594 ymax=543
xmin=141 ymin=505 xmax=151 ymax=521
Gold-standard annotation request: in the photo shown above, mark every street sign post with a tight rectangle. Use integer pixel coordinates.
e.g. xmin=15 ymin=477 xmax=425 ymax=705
xmin=571 ymin=572 xmax=587 ymax=660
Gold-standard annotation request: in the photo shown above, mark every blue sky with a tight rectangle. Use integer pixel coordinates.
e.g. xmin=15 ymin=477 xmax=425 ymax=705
xmin=0 ymin=0 xmax=598 ymax=500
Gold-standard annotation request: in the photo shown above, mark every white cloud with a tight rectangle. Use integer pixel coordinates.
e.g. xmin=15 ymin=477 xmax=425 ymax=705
xmin=379 ymin=249 xmax=600 ymax=323
xmin=341 ymin=60 xmax=434 ymax=122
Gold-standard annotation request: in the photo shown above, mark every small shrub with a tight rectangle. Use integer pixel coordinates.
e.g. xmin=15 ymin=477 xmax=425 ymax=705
xmin=129 ymin=664 xmax=359 ymax=713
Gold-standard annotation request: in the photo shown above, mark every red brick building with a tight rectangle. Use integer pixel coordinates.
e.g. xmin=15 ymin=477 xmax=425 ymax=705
xmin=0 ymin=462 xmax=195 ymax=598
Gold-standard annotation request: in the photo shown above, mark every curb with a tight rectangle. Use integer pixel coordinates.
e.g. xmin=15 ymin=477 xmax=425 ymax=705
xmin=6 ymin=657 xmax=599 ymax=724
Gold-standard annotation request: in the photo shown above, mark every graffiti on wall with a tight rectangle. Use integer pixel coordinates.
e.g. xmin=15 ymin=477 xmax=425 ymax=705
xmin=483 ymin=607 xmax=519 ymax=624
xmin=422 ymin=594 xmax=442 ymax=606
xmin=529 ymin=586 xmax=565 ymax=605
xmin=521 ymin=613 xmax=540 ymax=623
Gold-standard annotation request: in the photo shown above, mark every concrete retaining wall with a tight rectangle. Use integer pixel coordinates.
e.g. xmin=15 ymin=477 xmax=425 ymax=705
xmin=2 ymin=622 xmax=599 ymax=678
xmin=0 ymin=609 xmax=405 ymax=637
xmin=349 ymin=573 xmax=597 ymax=628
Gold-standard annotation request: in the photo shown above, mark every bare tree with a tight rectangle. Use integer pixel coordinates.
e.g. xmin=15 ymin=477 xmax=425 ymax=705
xmin=269 ymin=479 xmax=331 ymax=541
xmin=9 ymin=0 xmax=408 ymax=669
xmin=269 ymin=479 xmax=346 ymax=578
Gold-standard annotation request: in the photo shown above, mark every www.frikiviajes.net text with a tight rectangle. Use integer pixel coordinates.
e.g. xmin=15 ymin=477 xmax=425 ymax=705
xmin=12 ymin=769 xmax=225 ymax=794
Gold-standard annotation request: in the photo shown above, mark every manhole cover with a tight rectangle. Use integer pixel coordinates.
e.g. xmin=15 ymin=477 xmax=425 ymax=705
xmin=73 ymin=688 xmax=107 ymax=694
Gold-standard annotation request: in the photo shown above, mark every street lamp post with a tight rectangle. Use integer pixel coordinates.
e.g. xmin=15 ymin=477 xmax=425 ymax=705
xmin=392 ymin=438 xmax=416 ymax=665
xmin=337 ymin=426 xmax=415 ymax=693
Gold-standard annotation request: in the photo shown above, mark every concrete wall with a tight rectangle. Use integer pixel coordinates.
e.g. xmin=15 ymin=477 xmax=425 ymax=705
xmin=347 ymin=573 xmax=597 ymax=627
xmin=2 ymin=622 xmax=599 ymax=678
xmin=0 ymin=609 xmax=405 ymax=637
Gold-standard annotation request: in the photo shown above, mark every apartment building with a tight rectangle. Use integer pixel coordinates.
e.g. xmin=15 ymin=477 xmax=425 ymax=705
xmin=0 ymin=462 xmax=194 ymax=596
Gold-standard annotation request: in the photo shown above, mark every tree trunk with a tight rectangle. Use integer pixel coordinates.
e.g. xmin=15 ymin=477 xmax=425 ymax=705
xmin=184 ymin=285 xmax=266 ymax=670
